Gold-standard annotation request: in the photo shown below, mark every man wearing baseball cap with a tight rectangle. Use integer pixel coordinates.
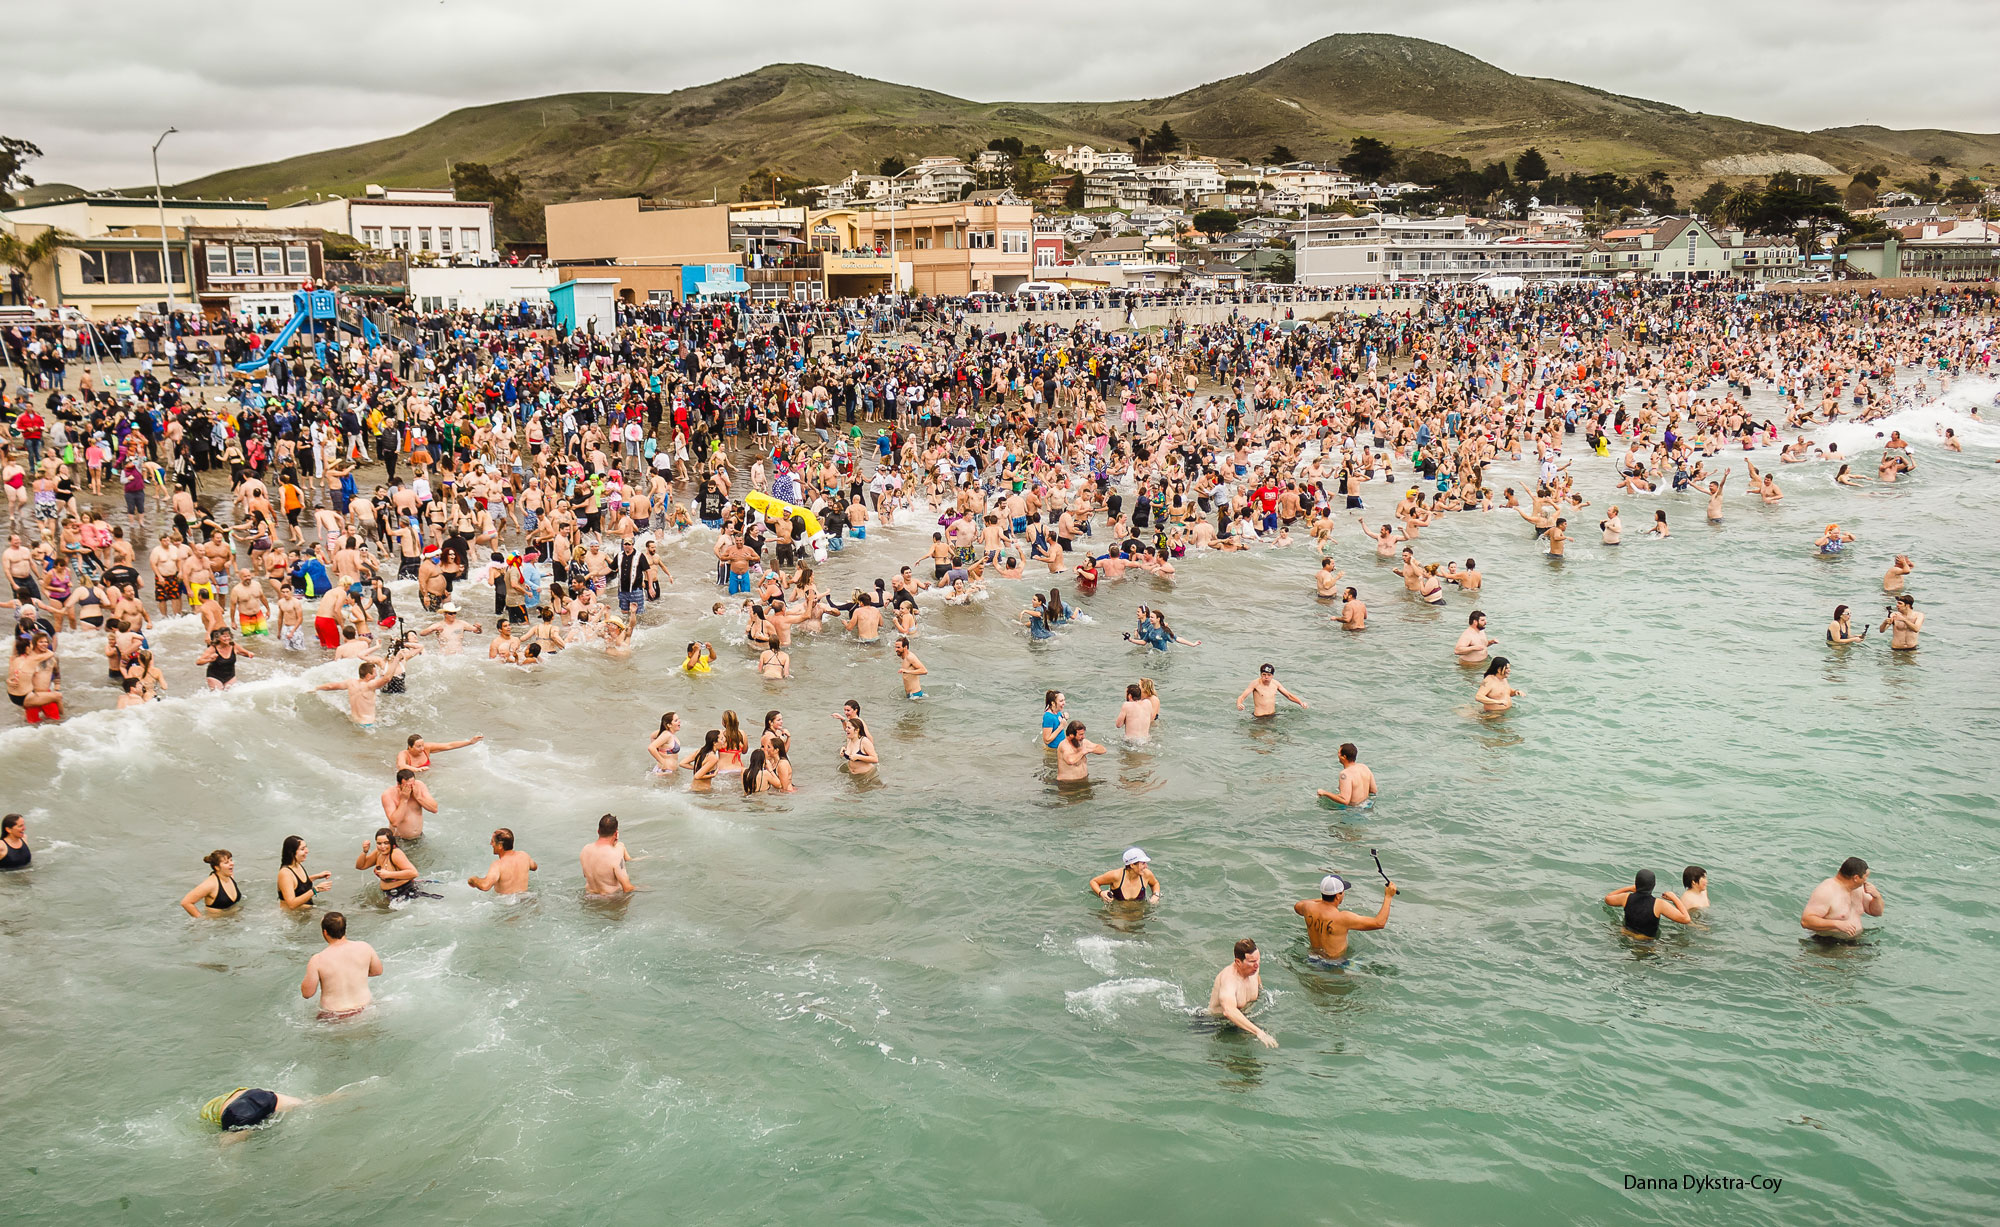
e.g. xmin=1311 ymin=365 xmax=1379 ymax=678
xmin=1293 ymin=871 xmax=1397 ymax=965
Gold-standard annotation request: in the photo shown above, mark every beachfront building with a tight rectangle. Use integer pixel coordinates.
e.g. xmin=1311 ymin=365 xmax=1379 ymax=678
xmin=278 ymin=186 xmax=497 ymax=263
xmin=1582 ymin=217 xmax=1801 ymax=281
xmin=543 ymin=198 xmax=738 ymax=305
xmin=1 ymin=194 xmax=270 ymax=318
xmin=1292 ymin=214 xmax=1583 ymax=285
xmin=847 ymin=199 xmax=1034 ymax=294
xmin=1841 ymin=226 xmax=2000 ymax=282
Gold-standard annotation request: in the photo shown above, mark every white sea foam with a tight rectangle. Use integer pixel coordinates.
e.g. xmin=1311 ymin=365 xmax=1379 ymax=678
xmin=1063 ymin=976 xmax=1187 ymax=1021
xmin=1073 ymin=935 xmax=1123 ymax=975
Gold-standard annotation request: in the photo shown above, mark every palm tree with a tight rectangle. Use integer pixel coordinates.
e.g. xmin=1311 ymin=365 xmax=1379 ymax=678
xmin=0 ymin=227 xmax=79 ymax=304
xmin=1712 ymin=187 xmax=1764 ymax=231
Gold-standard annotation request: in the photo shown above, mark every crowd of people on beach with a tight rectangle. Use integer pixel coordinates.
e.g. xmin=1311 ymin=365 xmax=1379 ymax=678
xmin=5 ymin=274 xmax=1992 ymax=1120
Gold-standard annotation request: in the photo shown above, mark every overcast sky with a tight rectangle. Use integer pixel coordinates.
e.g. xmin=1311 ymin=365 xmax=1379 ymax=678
xmin=13 ymin=0 xmax=1998 ymax=191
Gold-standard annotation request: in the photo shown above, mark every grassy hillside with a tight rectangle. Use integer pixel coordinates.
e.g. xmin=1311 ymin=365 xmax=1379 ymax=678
xmin=1814 ymin=126 xmax=2000 ymax=171
xmin=168 ymin=35 xmax=1989 ymax=208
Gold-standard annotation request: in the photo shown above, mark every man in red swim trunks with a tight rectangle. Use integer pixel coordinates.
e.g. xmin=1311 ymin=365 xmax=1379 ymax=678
xmin=15 ymin=634 xmax=61 ymax=723
xmin=313 ymin=583 xmax=360 ymax=650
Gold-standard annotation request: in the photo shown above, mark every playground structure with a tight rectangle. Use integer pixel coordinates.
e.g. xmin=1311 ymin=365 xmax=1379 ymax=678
xmin=232 ymin=288 xmax=384 ymax=372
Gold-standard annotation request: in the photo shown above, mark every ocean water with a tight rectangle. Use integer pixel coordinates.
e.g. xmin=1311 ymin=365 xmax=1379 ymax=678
xmin=4 ymin=380 xmax=1998 ymax=1225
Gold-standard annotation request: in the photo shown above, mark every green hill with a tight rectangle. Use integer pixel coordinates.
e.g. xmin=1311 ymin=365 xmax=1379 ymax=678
xmin=167 ymin=35 xmax=1989 ymax=207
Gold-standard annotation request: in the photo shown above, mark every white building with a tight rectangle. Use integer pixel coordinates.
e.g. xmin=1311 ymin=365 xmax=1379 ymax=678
xmin=406 ymin=265 xmax=562 ymax=312
xmin=277 ymin=186 xmax=497 ymax=263
xmin=1293 ymin=214 xmax=1584 ymax=284
xmin=1052 ymin=145 xmax=1102 ymax=174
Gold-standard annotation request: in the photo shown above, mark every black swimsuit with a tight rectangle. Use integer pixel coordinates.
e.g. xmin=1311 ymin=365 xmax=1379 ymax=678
xmin=0 ymin=837 xmax=29 ymax=869
xmin=1108 ymin=868 xmax=1152 ymax=902
xmin=281 ymin=865 xmax=315 ymax=905
xmin=209 ymin=872 xmax=240 ymax=910
xmin=206 ymin=646 xmax=237 ymax=685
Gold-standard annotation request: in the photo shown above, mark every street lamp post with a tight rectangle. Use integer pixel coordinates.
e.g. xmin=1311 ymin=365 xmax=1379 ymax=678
xmin=152 ymin=126 xmax=179 ymax=316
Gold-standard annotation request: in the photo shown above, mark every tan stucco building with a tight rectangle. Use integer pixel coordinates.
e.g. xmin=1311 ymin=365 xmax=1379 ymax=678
xmin=848 ymin=201 xmax=1035 ymax=295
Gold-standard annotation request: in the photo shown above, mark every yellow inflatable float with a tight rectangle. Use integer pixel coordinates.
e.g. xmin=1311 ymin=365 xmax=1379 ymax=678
xmin=745 ymin=492 xmax=823 ymax=537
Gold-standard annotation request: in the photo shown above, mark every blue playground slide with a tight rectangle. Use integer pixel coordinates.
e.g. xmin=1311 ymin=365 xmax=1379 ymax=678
xmin=233 ymin=307 xmax=308 ymax=372
xmin=233 ymin=289 xmax=376 ymax=372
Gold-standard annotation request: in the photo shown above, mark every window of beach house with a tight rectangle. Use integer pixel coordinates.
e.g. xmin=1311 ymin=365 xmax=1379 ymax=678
xmin=206 ymin=247 xmax=229 ymax=277
xmin=105 ymin=250 xmax=136 ymax=283
xmin=77 ymin=251 xmax=105 ymax=283
xmin=233 ymin=247 xmax=257 ymax=275
xmin=391 ymin=228 xmax=411 ymax=250
xmin=418 ymin=228 xmax=433 ymax=251
xmin=260 ymin=247 xmax=285 ymax=276
xmin=361 ymin=228 xmax=382 ymax=246
xmin=287 ymin=248 xmax=309 ymax=277
xmin=134 ymin=250 xmax=163 ymax=283
xmin=461 ymin=228 xmax=480 ymax=251
xmin=438 ymin=229 xmax=452 ymax=253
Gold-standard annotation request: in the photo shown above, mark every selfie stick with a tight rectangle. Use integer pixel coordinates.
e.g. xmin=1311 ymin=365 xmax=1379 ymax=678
xmin=1370 ymin=848 xmax=1391 ymax=886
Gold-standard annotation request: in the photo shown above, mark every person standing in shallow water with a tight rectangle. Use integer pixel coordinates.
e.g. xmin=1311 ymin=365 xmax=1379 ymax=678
xmin=1602 ymin=869 xmax=1693 ymax=940
xmin=1801 ymin=856 xmax=1883 ymax=941
xmin=1206 ymin=938 xmax=1276 ymax=1048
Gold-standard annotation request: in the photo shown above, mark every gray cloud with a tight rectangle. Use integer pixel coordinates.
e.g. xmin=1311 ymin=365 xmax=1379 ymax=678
xmin=12 ymin=0 xmax=1998 ymax=190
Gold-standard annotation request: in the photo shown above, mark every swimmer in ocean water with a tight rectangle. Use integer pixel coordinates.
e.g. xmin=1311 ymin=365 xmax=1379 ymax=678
xmin=1088 ymin=847 xmax=1161 ymax=903
xmin=467 ymin=828 xmax=537 ymax=895
xmin=1236 ymin=662 xmax=1308 ymax=717
xmin=1316 ymin=742 xmax=1376 ymax=808
xmin=201 ymin=1087 xmax=313 ymax=1136
xmin=1801 ymin=856 xmax=1883 ymax=940
xmin=1206 ymin=938 xmax=1276 ymax=1048
xmin=1294 ymin=873 xmax=1395 ymax=964
xmin=1475 ymin=658 xmax=1521 ymax=712
xmin=1453 ymin=610 xmax=1496 ymax=665
xmin=379 ymin=769 xmax=438 ymax=841
xmin=300 ymin=911 xmax=381 ymax=1019
xmin=1114 ymin=683 xmax=1154 ymax=741
xmin=580 ymin=813 xmax=635 ymax=897
xmin=1602 ymin=869 xmax=1693 ymax=940
xmin=1679 ymin=865 xmax=1711 ymax=911
xmin=397 ymin=733 xmax=483 ymax=773
xmin=1054 ymin=720 xmax=1105 ymax=782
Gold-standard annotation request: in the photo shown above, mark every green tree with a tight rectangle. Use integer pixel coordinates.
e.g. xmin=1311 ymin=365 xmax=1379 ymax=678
xmin=1944 ymin=176 xmax=1982 ymax=204
xmin=1692 ymin=180 xmax=1731 ymax=217
xmin=1841 ymin=179 xmax=1879 ymax=210
xmin=1513 ymin=147 xmax=1548 ymax=181
xmin=0 ymin=226 xmax=79 ymax=302
xmin=878 ymin=155 xmax=908 ymax=177
xmin=0 ymin=135 xmax=44 ymax=208
xmin=1266 ymin=144 xmax=1296 ymax=165
xmin=450 ymin=161 xmax=544 ymax=244
xmin=1339 ymin=136 xmax=1396 ymax=181
xmin=1063 ymin=175 xmax=1085 ymax=209
xmin=1191 ymin=209 xmax=1239 ymax=236
xmin=1712 ymin=186 xmax=1766 ymax=230
xmin=1150 ymin=122 xmax=1181 ymax=158
xmin=986 ymin=136 xmax=1023 ymax=159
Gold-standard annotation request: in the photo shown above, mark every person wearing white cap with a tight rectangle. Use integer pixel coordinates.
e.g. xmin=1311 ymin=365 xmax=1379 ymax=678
xmin=418 ymin=603 xmax=485 ymax=655
xmin=1293 ymin=872 xmax=1396 ymax=965
xmin=1088 ymin=847 xmax=1162 ymax=904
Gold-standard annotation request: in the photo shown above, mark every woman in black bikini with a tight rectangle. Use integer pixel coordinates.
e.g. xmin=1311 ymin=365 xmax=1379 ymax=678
xmin=197 ymin=629 xmax=252 ymax=691
xmin=357 ymin=827 xmax=430 ymax=900
xmin=278 ymin=835 xmax=331 ymax=910
xmin=179 ymin=849 xmax=242 ymax=916
xmin=1088 ymin=848 xmax=1162 ymax=903
xmin=1 ymin=812 xmax=29 ymax=870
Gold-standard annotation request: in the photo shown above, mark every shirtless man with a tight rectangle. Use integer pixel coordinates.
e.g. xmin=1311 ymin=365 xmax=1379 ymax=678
xmin=1236 ymin=663 xmax=1308 ymax=716
xmin=847 ymin=599 xmax=882 ymax=643
xmin=1293 ymin=874 xmax=1396 ymax=963
xmin=894 ymin=637 xmax=927 ymax=699
xmin=1314 ymin=557 xmax=1346 ymax=598
xmin=1705 ymin=470 xmax=1730 ymax=523
xmin=580 ymin=813 xmax=635 ymax=897
xmin=1879 ymin=595 xmax=1923 ymax=651
xmin=1800 ymin=856 xmax=1883 ymax=940
xmin=1206 ymin=938 xmax=1276 ymax=1048
xmin=1114 ymin=683 xmax=1155 ymax=741
xmin=1444 ymin=558 xmax=1482 ymax=592
xmin=419 ymin=603 xmax=485 ymax=655
xmin=299 ymin=911 xmax=382 ymax=1019
xmin=1316 ymin=742 xmax=1377 ymax=808
xmin=379 ymin=768 xmax=438 ymax=841
xmin=1453 ymin=610 xmax=1496 ymax=664
xmin=1336 ymin=587 xmax=1366 ymax=630
xmin=1054 ymin=720 xmax=1105 ymax=781
xmin=1882 ymin=554 xmax=1914 ymax=593
xmin=313 ymin=656 xmax=404 ymax=727
xmin=275 ymin=587 xmax=307 ymax=650
xmin=467 ymin=828 xmax=537 ymax=895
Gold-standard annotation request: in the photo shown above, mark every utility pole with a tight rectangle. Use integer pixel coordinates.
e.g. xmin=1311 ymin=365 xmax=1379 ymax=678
xmin=151 ymin=126 xmax=179 ymax=315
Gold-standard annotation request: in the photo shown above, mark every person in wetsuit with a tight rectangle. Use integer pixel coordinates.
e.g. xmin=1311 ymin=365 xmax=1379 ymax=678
xmin=1602 ymin=868 xmax=1693 ymax=939
xmin=1088 ymin=847 xmax=1162 ymax=903
xmin=179 ymin=849 xmax=242 ymax=916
